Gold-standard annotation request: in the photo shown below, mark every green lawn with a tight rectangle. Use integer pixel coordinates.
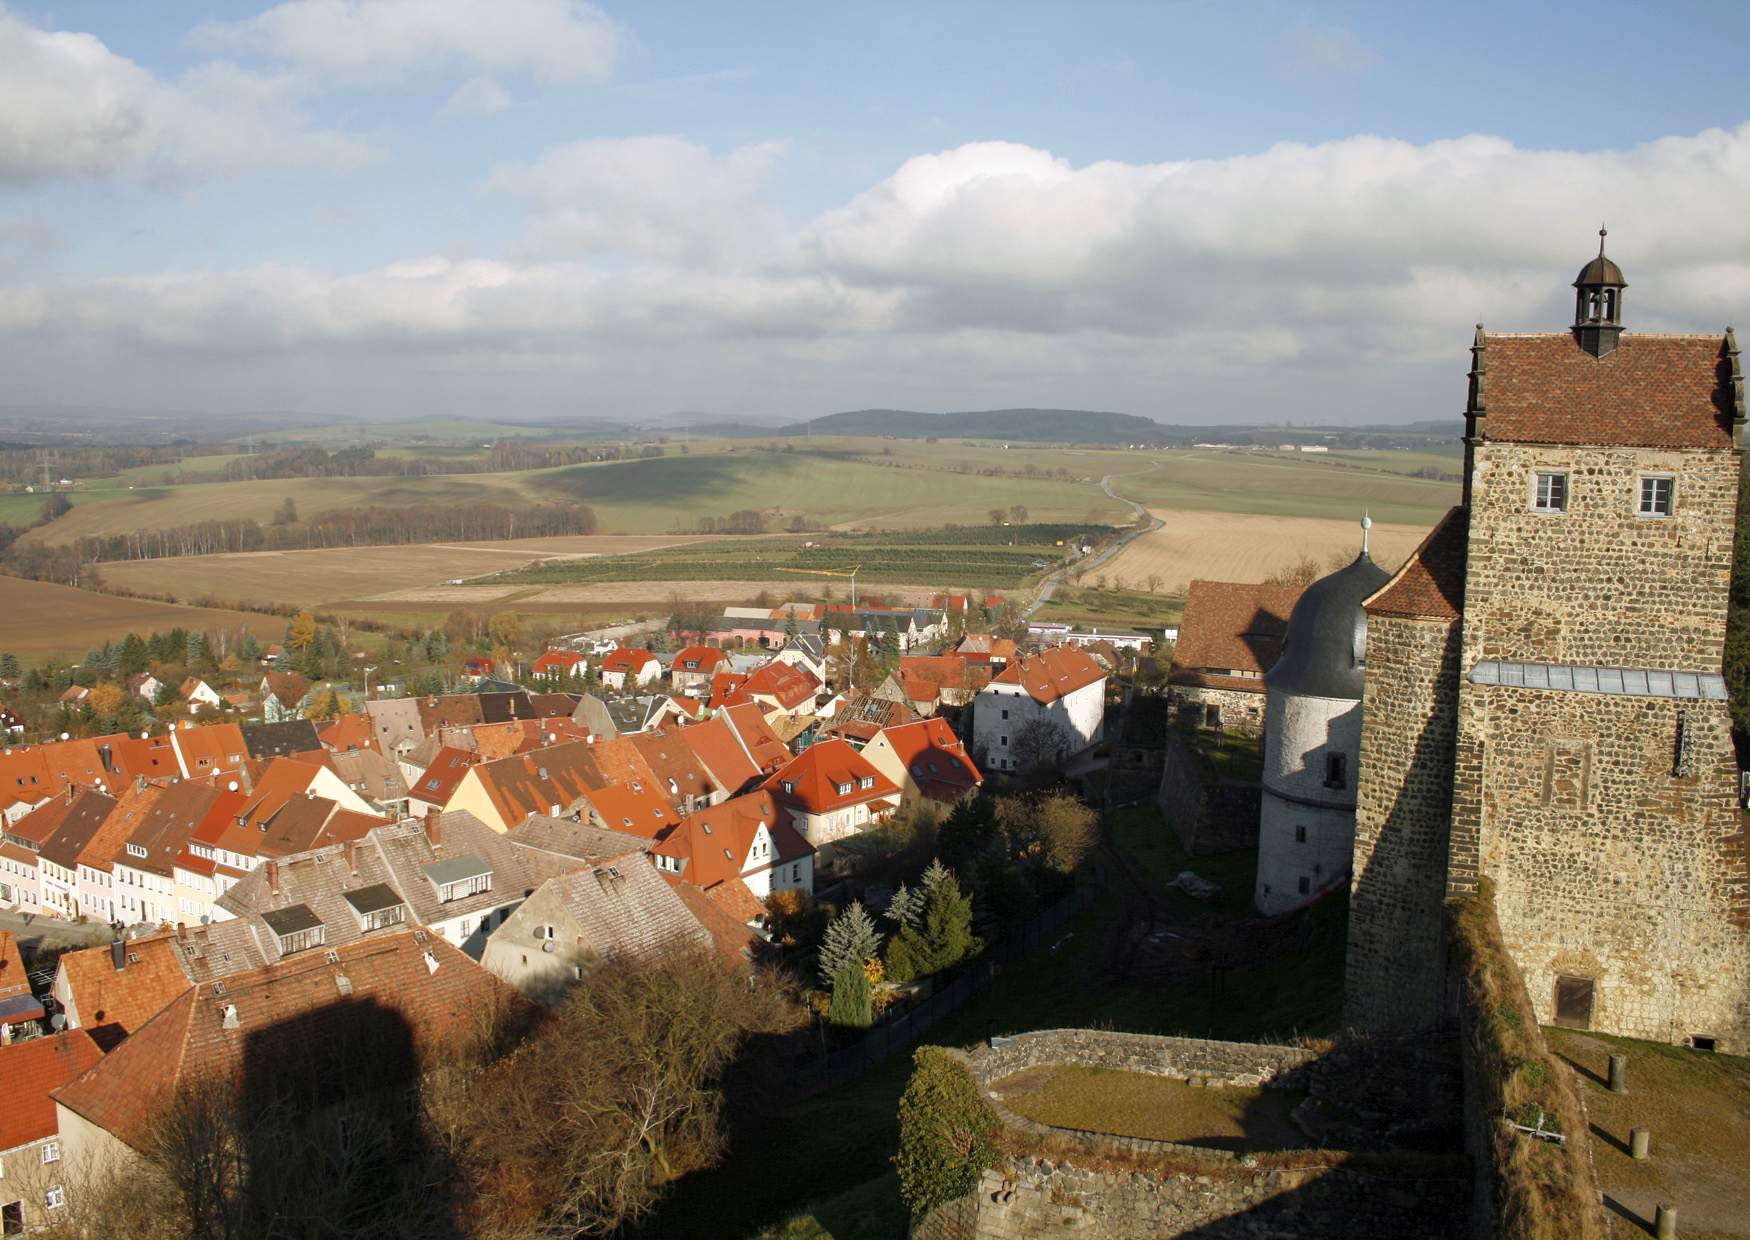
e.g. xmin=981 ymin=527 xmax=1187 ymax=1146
xmin=1034 ymin=585 xmax=1181 ymax=631
xmin=1179 ymin=727 xmax=1266 ymax=784
xmin=992 ymin=1065 xmax=1307 ymax=1151
xmin=1108 ymin=806 xmax=1259 ymax=920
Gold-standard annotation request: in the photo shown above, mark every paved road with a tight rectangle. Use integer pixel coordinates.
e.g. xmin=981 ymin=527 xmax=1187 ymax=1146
xmin=1023 ymin=465 xmax=1164 ymax=619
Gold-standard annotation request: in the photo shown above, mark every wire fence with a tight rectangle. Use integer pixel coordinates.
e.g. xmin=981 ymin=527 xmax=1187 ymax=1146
xmin=791 ymin=869 xmax=1105 ymax=1097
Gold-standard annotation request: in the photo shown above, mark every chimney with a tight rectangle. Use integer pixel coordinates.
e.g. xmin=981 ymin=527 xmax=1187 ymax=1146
xmin=424 ymin=806 xmax=442 ymax=849
xmin=344 ymin=840 xmax=357 ymax=874
xmin=175 ymin=922 xmax=187 ymax=940
xmin=111 ymin=940 xmax=126 ymax=971
xmin=266 ymin=860 xmax=280 ymax=894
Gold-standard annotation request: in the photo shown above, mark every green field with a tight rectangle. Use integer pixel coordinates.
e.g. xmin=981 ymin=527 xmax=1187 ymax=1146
xmin=486 ymin=524 xmax=1098 ymax=590
xmin=1121 ymin=449 xmax=1458 ymax=526
xmin=1032 ymin=584 xmax=1180 ymax=632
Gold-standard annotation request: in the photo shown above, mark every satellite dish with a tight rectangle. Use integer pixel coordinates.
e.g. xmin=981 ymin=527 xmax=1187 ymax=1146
xmin=60 ymin=732 xmax=70 ymax=741
xmin=141 ymin=731 xmax=150 ymax=740
xmin=226 ymin=780 xmax=238 ymax=792
xmin=49 ymin=1013 xmax=66 ymax=1031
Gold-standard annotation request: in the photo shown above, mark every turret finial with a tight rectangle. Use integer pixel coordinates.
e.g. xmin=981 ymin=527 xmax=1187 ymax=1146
xmin=1361 ymin=511 xmax=1372 ymax=557
xmin=1599 ymin=224 xmax=1607 ymax=257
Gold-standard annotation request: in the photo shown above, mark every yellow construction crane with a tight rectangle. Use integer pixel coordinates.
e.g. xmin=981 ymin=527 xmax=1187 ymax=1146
xmin=774 ymin=563 xmax=861 ymax=607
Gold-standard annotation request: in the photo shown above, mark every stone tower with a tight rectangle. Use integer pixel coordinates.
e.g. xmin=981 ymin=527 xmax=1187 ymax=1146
xmin=1254 ymin=522 xmax=1389 ymax=915
xmin=1346 ymin=236 xmax=1750 ymax=1052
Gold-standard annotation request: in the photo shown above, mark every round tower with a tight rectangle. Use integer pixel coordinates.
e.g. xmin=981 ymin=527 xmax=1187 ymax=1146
xmin=1253 ymin=518 xmax=1390 ymax=916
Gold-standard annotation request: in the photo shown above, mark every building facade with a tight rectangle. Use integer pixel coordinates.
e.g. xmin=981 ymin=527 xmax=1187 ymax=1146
xmin=1346 ymin=241 xmax=1750 ymax=1052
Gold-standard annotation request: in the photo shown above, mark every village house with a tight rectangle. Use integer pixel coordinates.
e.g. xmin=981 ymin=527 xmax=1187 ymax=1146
xmin=16 ymin=791 xmax=119 ymax=920
xmin=259 ymin=671 xmax=311 ymax=723
xmin=821 ymin=691 xmax=920 ymax=747
xmin=481 ymin=856 xmax=714 ymax=1004
xmin=715 ymin=660 xmax=822 ymax=727
xmin=167 ymin=721 xmax=249 ymax=782
xmin=50 ymin=930 xmax=528 ymax=1176
xmin=442 ymin=741 xmax=600 ymax=833
xmin=953 ymin=633 xmax=1018 ymax=671
xmin=529 ymin=649 xmax=589 ymax=684
xmin=109 ymin=781 xmax=220 ymax=928
xmin=241 ymin=719 xmax=322 ymax=761
xmin=970 ymin=645 xmax=1108 ymax=774
xmin=1166 ymin=579 xmax=1303 ymax=732
xmin=124 ymin=672 xmax=162 ymax=703
xmin=762 ymin=739 xmax=900 ymax=874
xmin=179 ymin=677 xmax=222 ymax=714
xmin=860 ymin=717 xmax=983 ymax=817
xmin=314 ymin=712 xmax=376 ymax=753
xmin=771 ymin=634 xmax=827 ymax=684
xmin=598 ymin=647 xmax=661 ymax=691
xmin=881 ymin=654 xmax=991 ymax=717
xmin=0 ymin=1029 xmax=104 ymax=1234
xmin=365 ymin=697 xmax=426 ymax=760
xmin=648 ymin=789 xmax=815 ymax=922
xmin=0 ymin=703 xmax=22 ymax=735
xmin=668 ymin=645 xmax=731 ymax=692
xmin=57 ymin=686 xmax=88 ymax=710
xmin=672 ymin=702 xmax=794 ymax=796
xmin=0 ymin=931 xmax=41 ymax=1041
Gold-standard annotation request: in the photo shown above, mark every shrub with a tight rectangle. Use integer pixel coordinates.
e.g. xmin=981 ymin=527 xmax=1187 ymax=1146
xmin=894 ymin=1048 xmax=1000 ymax=1218
xmin=827 ymin=959 xmax=872 ymax=1028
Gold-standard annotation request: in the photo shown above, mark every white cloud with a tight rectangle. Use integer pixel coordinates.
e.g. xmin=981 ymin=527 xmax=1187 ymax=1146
xmin=3 ymin=125 xmax=1748 ymax=421
xmin=0 ymin=8 xmax=376 ymax=184
xmin=442 ymin=75 xmax=512 ymax=117
xmin=486 ymin=136 xmax=789 ymax=261
xmin=193 ymin=0 xmax=621 ymax=83
xmin=1280 ymin=21 xmax=1380 ymax=80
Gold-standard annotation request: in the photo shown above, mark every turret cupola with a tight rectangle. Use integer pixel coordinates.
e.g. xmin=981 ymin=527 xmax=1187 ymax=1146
xmin=1572 ymin=227 xmax=1626 ymax=358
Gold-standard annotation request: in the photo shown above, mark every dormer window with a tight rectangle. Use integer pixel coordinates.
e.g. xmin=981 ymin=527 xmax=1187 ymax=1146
xmin=859 ymin=776 xmax=874 ymax=790
xmin=1531 ymin=471 xmax=1568 ymax=514
xmin=261 ymin=904 xmax=325 ymax=955
xmin=343 ymin=884 xmax=407 ymax=932
xmin=837 ymin=782 xmax=852 ymax=796
xmin=424 ymin=856 xmax=494 ymax=902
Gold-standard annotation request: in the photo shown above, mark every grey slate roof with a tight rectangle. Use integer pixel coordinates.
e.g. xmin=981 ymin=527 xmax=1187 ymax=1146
xmin=536 ymin=861 xmax=710 ymax=961
xmin=1265 ymin=552 xmax=1391 ymax=701
xmin=260 ymin=904 xmax=322 ymax=936
xmin=506 ymin=815 xmax=652 ymax=863
xmin=424 ymin=855 xmax=494 ymax=887
xmin=1469 ymin=661 xmax=1728 ymax=700
xmin=242 ymin=720 xmax=322 ymax=760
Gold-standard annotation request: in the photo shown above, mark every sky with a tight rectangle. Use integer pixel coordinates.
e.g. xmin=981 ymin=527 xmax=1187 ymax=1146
xmin=1 ymin=1 xmax=1748 ymax=428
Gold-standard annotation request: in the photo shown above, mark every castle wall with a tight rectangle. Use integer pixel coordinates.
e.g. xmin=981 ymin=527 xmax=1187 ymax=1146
xmin=1462 ymin=443 xmax=1736 ymax=669
xmin=1344 ymin=613 xmax=1461 ymax=1032
xmin=1256 ymin=691 xmax=1360 ymax=914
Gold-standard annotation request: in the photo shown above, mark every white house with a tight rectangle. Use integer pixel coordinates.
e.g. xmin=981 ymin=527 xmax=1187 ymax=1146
xmin=971 ymin=646 xmax=1107 ymax=773
xmin=647 ymin=789 xmax=815 ymax=915
xmin=179 ymin=678 xmax=222 ymax=714
xmin=598 ymin=647 xmax=661 ymax=691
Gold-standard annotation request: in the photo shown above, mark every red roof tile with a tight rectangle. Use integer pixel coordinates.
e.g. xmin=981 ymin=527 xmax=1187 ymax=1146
xmin=877 ymin=717 xmax=982 ymax=802
xmin=56 ymin=932 xmax=194 ymax=1049
xmin=991 ymin=646 xmax=1107 ymax=704
xmin=1168 ymin=580 xmax=1304 ymax=685
xmin=1365 ymin=506 xmax=1468 ymax=621
xmin=0 ymin=1030 xmax=104 ymax=1151
xmin=763 ymin=739 xmax=898 ymax=815
xmin=0 ymin=931 xmax=29 ymax=1001
xmin=601 ymin=647 xmax=658 ymax=674
xmin=1480 ymin=331 xmax=1736 ymax=449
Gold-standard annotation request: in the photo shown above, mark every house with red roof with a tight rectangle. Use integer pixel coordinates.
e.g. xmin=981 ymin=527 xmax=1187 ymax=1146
xmin=971 ymin=646 xmax=1108 ymax=774
xmin=0 ymin=1028 xmax=104 ymax=1230
xmin=650 ymin=789 xmax=815 ymax=920
xmin=761 ymin=739 xmax=899 ymax=874
xmin=530 ymin=649 xmax=589 ymax=683
xmin=673 ymin=703 xmax=793 ymax=796
xmin=599 ymin=647 xmax=661 ymax=691
xmin=713 ymin=660 xmax=821 ymax=725
xmin=860 ymin=718 xmax=983 ymax=815
xmin=407 ymin=746 xmax=479 ymax=817
xmin=315 ymin=712 xmax=376 ymax=753
xmin=886 ymin=655 xmax=990 ymax=716
xmin=669 ymin=646 xmax=731 ymax=693
xmin=0 ymin=931 xmax=42 ymax=1041
xmin=445 ymin=741 xmax=600 ymax=833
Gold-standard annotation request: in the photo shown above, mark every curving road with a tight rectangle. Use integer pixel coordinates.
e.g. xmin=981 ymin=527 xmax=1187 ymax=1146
xmin=1023 ymin=464 xmax=1163 ymax=619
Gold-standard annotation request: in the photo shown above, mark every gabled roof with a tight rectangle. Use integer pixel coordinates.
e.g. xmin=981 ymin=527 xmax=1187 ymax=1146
xmin=477 ymin=691 xmax=537 ymax=725
xmin=585 ymin=780 xmax=682 ymax=839
xmin=469 ymin=741 xmax=599 ymax=828
xmin=531 ymin=649 xmax=588 ymax=675
xmin=678 ymin=704 xmax=793 ymax=794
xmin=106 ymin=734 xmax=183 ymax=782
xmin=527 ymin=691 xmax=581 ymax=718
xmin=1167 ymin=580 xmax=1304 ymax=690
xmin=824 ymin=691 xmax=920 ymax=744
xmin=416 ymin=694 xmax=484 ymax=733
xmin=601 ymin=646 xmax=659 ymax=674
xmin=315 ymin=713 xmax=376 ymax=753
xmin=321 ymin=747 xmax=410 ymax=806
xmin=1365 ymin=506 xmax=1468 ymax=622
xmin=707 ymin=671 xmax=749 ymax=710
xmin=117 ymin=781 xmax=221 ymax=877
xmin=671 ymin=646 xmax=730 ymax=673
xmin=507 ymin=814 xmax=652 ymax=864
xmin=530 ymin=859 xmax=712 ymax=964
xmin=989 ymin=646 xmax=1107 ymax=704
xmin=737 ymin=660 xmax=821 ymax=711
xmin=0 ymin=1029 xmax=103 ymax=1152
xmin=763 ymin=739 xmax=898 ymax=815
xmin=52 ymin=931 xmax=529 ymax=1151
xmin=877 ymin=717 xmax=983 ymax=803
xmin=35 ymin=789 xmax=121 ymax=871
xmin=56 ymin=933 xmax=199 ymax=1049
xmin=649 ymin=790 xmax=813 ymax=890
xmin=627 ymin=730 xmax=720 ymax=806
xmin=242 ymin=720 xmax=322 ymax=761
xmin=0 ymin=931 xmax=29 ymax=1001
xmin=262 ymin=671 xmax=310 ymax=704
xmin=411 ymin=746 xmax=477 ymax=807
xmin=173 ymin=722 xmax=249 ymax=779
xmin=1479 ymin=331 xmax=1737 ymax=449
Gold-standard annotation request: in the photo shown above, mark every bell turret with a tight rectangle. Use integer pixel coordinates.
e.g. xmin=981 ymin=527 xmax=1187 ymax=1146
xmin=1573 ymin=227 xmax=1626 ymax=357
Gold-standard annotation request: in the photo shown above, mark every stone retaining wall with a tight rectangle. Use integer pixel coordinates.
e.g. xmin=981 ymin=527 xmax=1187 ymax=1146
xmin=1156 ymin=731 xmax=1261 ymax=855
xmin=969 ymin=1029 xmax=1314 ymax=1092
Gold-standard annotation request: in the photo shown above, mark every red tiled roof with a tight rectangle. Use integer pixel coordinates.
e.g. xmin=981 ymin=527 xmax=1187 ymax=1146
xmin=0 ymin=931 xmax=29 ymax=1000
xmin=587 ymin=780 xmax=683 ymax=839
xmin=57 ymin=932 xmax=196 ymax=1049
xmin=531 ymin=649 xmax=588 ymax=676
xmin=35 ymin=790 xmax=121 ymax=871
xmin=707 ymin=671 xmax=749 ymax=710
xmin=737 ymin=660 xmax=820 ymax=711
xmin=315 ymin=713 xmax=376 ymax=753
xmin=0 ymin=1030 xmax=104 ymax=1151
xmin=649 ymin=791 xmax=812 ymax=889
xmin=469 ymin=741 xmax=598 ymax=828
xmin=1168 ymin=580 xmax=1304 ymax=685
xmin=174 ymin=723 xmax=249 ymax=779
xmin=52 ymin=932 xmax=529 ymax=1151
xmin=671 ymin=646 xmax=730 ymax=673
xmin=1365 ymin=506 xmax=1468 ymax=621
xmin=1480 ymin=331 xmax=1736 ymax=449
xmin=601 ymin=647 xmax=658 ymax=674
xmin=670 ymin=882 xmax=766 ymax=967
xmin=411 ymin=746 xmax=477 ymax=806
xmin=990 ymin=646 xmax=1107 ymax=704
xmin=878 ymin=717 xmax=982 ymax=803
xmin=763 ymin=739 xmax=899 ymax=815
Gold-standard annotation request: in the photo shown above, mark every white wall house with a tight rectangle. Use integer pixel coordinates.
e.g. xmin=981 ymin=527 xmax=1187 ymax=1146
xmin=970 ymin=647 xmax=1107 ymax=773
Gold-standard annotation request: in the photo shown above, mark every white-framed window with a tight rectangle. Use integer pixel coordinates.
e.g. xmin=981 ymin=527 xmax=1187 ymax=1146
xmin=1638 ymin=475 xmax=1674 ymax=517
xmin=1531 ymin=471 xmax=1568 ymax=513
xmin=45 ymin=1185 xmax=65 ymax=1209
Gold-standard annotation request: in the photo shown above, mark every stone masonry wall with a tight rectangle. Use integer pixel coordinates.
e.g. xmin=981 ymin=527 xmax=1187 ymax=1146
xmin=1157 ymin=731 xmax=1261 ymax=855
xmin=1345 ymin=613 xmax=1462 ymax=1032
xmin=1170 ymin=683 xmax=1268 ymax=732
xmin=1461 ymin=686 xmax=1749 ymax=1050
xmin=968 ymin=1029 xmax=1315 ymax=1093
xmin=1462 ymin=442 xmax=1737 ymax=669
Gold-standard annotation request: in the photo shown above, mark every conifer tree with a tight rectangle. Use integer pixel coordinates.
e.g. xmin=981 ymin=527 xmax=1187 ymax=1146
xmin=827 ymin=958 xmax=872 ymax=1028
xmin=817 ymin=901 xmax=880 ymax=986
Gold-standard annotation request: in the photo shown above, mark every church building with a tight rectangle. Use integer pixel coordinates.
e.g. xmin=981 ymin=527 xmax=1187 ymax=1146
xmin=1345 ymin=235 xmax=1749 ymax=1053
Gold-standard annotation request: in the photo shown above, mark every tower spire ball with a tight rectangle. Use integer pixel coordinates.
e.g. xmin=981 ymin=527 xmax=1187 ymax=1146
xmin=1361 ymin=511 xmax=1372 ymax=557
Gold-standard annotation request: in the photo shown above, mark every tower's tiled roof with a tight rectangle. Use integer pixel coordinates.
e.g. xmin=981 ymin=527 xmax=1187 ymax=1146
xmin=1364 ymin=507 xmax=1468 ymax=622
xmin=1479 ymin=332 xmax=1736 ymax=449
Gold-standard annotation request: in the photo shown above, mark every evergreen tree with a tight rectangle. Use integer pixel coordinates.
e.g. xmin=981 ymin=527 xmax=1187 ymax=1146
xmin=118 ymin=633 xmax=149 ymax=676
xmin=0 ymin=652 xmax=17 ymax=681
xmin=238 ymin=631 xmax=262 ymax=661
xmin=890 ymin=865 xmax=977 ymax=980
xmin=817 ymin=901 xmax=880 ymax=986
xmin=185 ymin=631 xmax=207 ymax=666
xmin=885 ymin=882 xmax=926 ymax=933
xmin=827 ymin=958 xmax=872 ymax=1028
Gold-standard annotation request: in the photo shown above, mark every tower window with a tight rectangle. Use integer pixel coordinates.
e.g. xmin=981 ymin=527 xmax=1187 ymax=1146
xmin=1297 ymin=876 xmax=1310 ymax=895
xmin=1531 ymin=471 xmax=1568 ymax=514
xmin=1638 ymin=476 xmax=1674 ymax=517
xmin=1323 ymin=753 xmax=1347 ymax=790
xmin=1294 ymin=825 xmax=1307 ymax=844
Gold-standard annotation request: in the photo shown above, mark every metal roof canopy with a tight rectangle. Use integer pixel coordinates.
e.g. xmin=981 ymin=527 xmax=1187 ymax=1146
xmin=423 ymin=854 xmax=493 ymax=887
xmin=261 ymin=903 xmax=323 ymax=935
xmin=1469 ymin=661 xmax=1726 ymax=701
xmin=341 ymin=883 xmax=405 ymax=916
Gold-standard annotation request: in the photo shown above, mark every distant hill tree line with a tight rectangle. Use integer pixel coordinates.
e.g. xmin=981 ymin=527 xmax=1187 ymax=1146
xmin=0 ymin=501 xmax=597 ymax=579
xmin=0 ymin=444 xmax=191 ymax=485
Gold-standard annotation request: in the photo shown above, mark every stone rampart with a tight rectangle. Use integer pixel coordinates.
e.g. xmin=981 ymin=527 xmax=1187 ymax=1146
xmin=1157 ymin=731 xmax=1260 ymax=855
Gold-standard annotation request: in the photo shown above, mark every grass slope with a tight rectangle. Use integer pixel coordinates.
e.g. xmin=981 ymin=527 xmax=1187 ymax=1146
xmin=0 ymin=577 xmax=286 ymax=661
xmin=1122 ymin=449 xmax=1458 ymax=526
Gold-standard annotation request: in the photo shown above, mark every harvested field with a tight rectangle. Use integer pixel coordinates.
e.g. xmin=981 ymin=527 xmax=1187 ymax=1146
xmin=1099 ymin=507 xmax=1435 ymax=594
xmin=94 ymin=535 xmax=708 ymax=611
xmin=518 ymin=580 xmax=950 ymax=605
xmin=0 ymin=577 xmax=285 ymax=660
